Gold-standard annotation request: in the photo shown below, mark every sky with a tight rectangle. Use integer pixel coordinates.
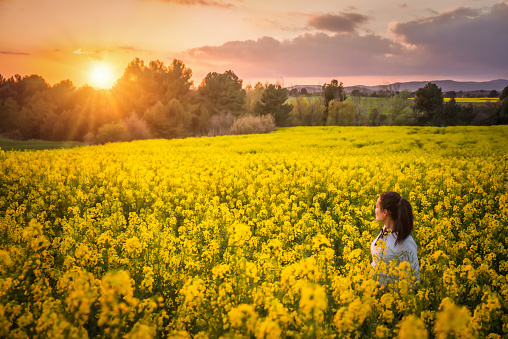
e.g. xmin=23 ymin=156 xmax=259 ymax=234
xmin=1 ymin=0 xmax=507 ymax=88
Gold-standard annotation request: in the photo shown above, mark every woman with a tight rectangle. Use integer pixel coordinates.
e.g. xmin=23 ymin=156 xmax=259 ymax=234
xmin=371 ymin=191 xmax=420 ymax=288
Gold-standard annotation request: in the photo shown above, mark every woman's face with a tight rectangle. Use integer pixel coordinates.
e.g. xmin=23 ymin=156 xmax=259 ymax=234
xmin=375 ymin=197 xmax=387 ymax=223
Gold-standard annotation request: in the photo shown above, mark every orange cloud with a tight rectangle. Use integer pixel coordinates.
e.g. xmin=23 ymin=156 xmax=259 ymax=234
xmin=0 ymin=51 xmax=30 ymax=55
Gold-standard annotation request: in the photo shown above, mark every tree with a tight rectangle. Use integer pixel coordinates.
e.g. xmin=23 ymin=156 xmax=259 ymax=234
xmin=458 ymin=104 xmax=475 ymax=125
xmin=291 ymin=95 xmax=310 ymax=126
xmin=49 ymin=80 xmax=76 ymax=115
xmin=307 ymin=96 xmax=326 ymax=126
xmin=291 ymin=95 xmax=324 ymax=126
xmin=18 ymin=75 xmax=50 ymax=103
xmin=496 ymin=86 xmax=508 ymax=124
xmin=497 ymin=100 xmax=508 ymax=124
xmin=123 ymin=113 xmax=152 ymax=140
xmin=164 ymin=59 xmax=194 ymax=101
xmin=413 ymin=82 xmax=444 ymax=125
xmin=322 ymin=80 xmax=346 ymax=124
xmin=340 ymin=101 xmax=356 ymax=126
xmin=368 ymin=108 xmax=381 ymax=126
xmin=112 ymin=58 xmax=193 ymax=117
xmin=499 ymin=86 xmax=508 ymax=101
xmin=323 ymin=80 xmax=346 ymax=104
xmin=254 ymin=84 xmax=293 ymax=126
xmin=441 ymin=98 xmax=462 ymax=125
xmin=245 ymin=82 xmax=264 ymax=114
xmin=17 ymin=91 xmax=55 ymax=139
xmin=94 ymin=122 xmax=129 ymax=144
xmin=0 ymin=97 xmax=19 ymax=133
xmin=445 ymin=91 xmax=457 ymax=99
xmin=326 ymin=100 xmax=341 ymax=125
xmin=143 ymin=98 xmax=193 ymax=138
xmin=350 ymin=94 xmax=371 ymax=126
xmin=388 ymin=90 xmax=411 ymax=125
xmin=326 ymin=100 xmax=356 ymax=126
xmin=198 ymin=70 xmax=246 ymax=117
xmin=0 ymin=75 xmax=53 ymax=139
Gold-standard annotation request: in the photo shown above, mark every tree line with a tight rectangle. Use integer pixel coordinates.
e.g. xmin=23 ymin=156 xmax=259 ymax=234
xmin=411 ymin=83 xmax=508 ymax=126
xmin=293 ymin=83 xmax=508 ymax=127
xmin=1 ymin=58 xmax=507 ymax=143
xmin=0 ymin=59 xmax=294 ymax=143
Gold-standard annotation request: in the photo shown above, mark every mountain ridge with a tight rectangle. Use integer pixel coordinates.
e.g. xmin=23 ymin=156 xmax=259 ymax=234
xmin=286 ymin=79 xmax=508 ymax=93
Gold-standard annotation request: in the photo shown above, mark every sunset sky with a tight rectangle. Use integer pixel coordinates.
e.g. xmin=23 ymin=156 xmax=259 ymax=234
xmin=1 ymin=0 xmax=507 ymax=89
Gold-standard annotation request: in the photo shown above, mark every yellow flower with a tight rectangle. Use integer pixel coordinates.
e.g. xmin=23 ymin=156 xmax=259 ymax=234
xmin=124 ymin=236 xmax=143 ymax=256
xmin=141 ymin=266 xmax=155 ymax=293
xmin=124 ymin=322 xmax=156 ymax=339
xmin=228 ymin=304 xmax=258 ymax=334
xmin=0 ymin=250 xmax=12 ymax=274
xmin=334 ymin=298 xmax=371 ymax=333
xmin=299 ymin=282 xmax=327 ymax=322
xmin=230 ymin=223 xmax=251 ymax=247
xmin=254 ymin=318 xmax=282 ymax=339
xmin=434 ymin=298 xmax=474 ymax=339
xmin=397 ymin=315 xmax=428 ymax=339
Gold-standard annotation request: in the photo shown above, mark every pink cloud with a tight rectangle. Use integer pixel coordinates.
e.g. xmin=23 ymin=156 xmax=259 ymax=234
xmin=185 ymin=33 xmax=405 ymax=78
xmin=183 ymin=2 xmax=508 ymax=81
xmin=390 ymin=2 xmax=508 ymax=70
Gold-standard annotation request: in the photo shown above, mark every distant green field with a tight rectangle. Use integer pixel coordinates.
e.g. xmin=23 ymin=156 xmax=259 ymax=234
xmin=0 ymin=138 xmax=85 ymax=151
xmin=287 ymin=96 xmax=390 ymax=105
xmin=287 ymin=96 xmax=397 ymax=115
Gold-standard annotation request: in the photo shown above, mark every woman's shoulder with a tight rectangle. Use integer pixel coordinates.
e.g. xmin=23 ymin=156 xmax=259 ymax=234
xmin=385 ymin=232 xmax=398 ymax=246
xmin=397 ymin=234 xmax=418 ymax=251
xmin=383 ymin=232 xmax=416 ymax=248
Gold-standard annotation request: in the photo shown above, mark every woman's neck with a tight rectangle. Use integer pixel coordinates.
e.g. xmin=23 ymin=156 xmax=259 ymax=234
xmin=384 ymin=219 xmax=394 ymax=231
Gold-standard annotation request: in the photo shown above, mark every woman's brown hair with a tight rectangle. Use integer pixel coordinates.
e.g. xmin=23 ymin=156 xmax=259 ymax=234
xmin=379 ymin=191 xmax=414 ymax=246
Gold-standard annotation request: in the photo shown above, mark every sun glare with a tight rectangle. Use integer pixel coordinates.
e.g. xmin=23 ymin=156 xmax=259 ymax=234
xmin=89 ymin=62 xmax=115 ymax=89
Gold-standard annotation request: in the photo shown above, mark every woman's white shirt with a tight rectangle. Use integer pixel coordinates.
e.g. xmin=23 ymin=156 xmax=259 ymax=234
xmin=370 ymin=229 xmax=420 ymax=286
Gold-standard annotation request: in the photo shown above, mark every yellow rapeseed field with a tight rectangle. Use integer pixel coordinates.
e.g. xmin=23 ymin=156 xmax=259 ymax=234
xmin=443 ymin=98 xmax=499 ymax=104
xmin=0 ymin=126 xmax=507 ymax=338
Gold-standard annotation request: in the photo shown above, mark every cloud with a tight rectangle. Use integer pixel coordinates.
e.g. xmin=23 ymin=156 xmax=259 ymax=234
xmin=184 ymin=33 xmax=405 ymax=78
xmin=0 ymin=51 xmax=30 ymax=55
xmin=116 ymin=45 xmax=155 ymax=54
xmin=308 ymin=12 xmax=369 ymax=33
xmin=390 ymin=2 xmax=508 ymax=71
xmin=72 ymin=48 xmax=104 ymax=61
xmin=154 ymin=0 xmax=239 ymax=8
xmin=183 ymin=2 xmax=508 ymax=81
xmin=425 ymin=8 xmax=439 ymax=15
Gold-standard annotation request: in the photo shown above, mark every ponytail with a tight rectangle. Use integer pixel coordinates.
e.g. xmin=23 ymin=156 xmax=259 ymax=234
xmin=379 ymin=192 xmax=414 ymax=246
xmin=393 ymin=197 xmax=413 ymax=246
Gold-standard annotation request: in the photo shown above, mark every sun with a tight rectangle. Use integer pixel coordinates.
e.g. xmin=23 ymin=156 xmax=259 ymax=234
xmin=89 ymin=62 xmax=116 ymax=89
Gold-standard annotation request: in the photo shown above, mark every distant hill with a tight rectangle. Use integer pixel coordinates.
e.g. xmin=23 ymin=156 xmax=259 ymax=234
xmin=357 ymin=79 xmax=508 ymax=93
xmin=287 ymin=79 xmax=508 ymax=94
xmin=286 ymin=85 xmax=322 ymax=93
